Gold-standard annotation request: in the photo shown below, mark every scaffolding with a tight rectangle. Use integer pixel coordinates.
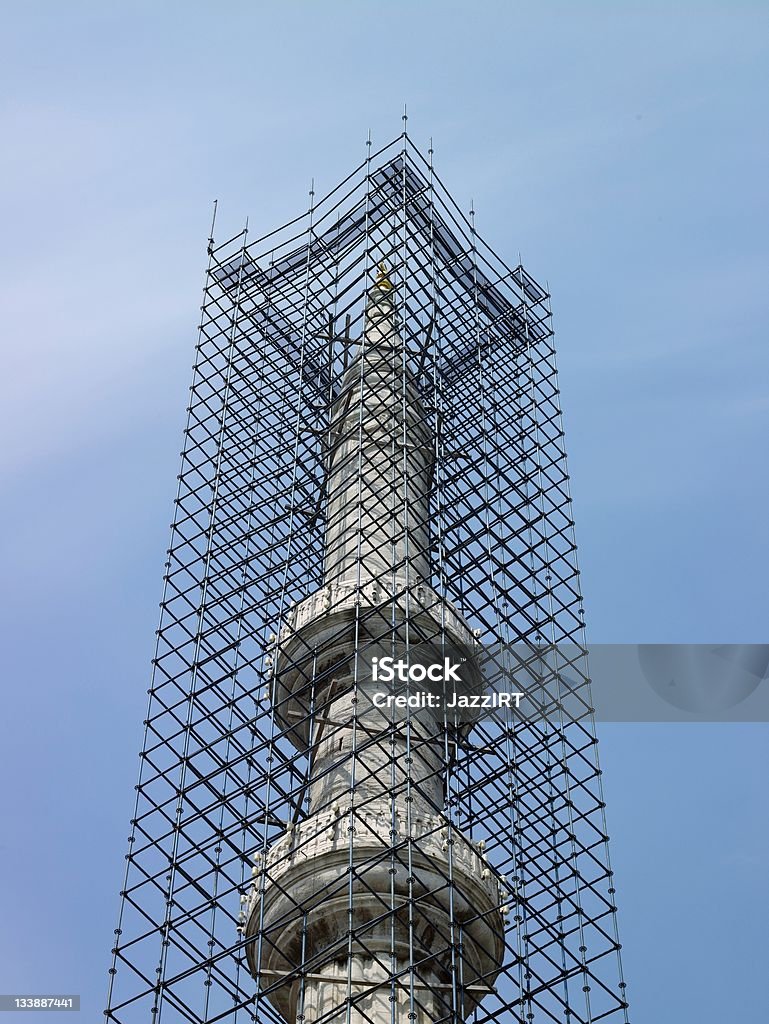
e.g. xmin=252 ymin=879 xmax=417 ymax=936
xmin=105 ymin=133 xmax=629 ymax=1024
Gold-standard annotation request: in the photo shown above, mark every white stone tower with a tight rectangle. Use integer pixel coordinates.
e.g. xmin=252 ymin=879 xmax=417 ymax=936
xmin=243 ymin=269 xmax=505 ymax=1022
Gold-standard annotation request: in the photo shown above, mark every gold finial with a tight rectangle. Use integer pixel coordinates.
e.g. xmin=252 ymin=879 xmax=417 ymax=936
xmin=374 ymin=261 xmax=394 ymax=291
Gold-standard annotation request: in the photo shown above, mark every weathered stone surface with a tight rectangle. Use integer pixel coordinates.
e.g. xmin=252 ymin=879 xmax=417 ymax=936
xmin=244 ymin=281 xmax=505 ymax=1022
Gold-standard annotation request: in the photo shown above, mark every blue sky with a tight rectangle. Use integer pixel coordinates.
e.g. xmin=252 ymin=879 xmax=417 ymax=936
xmin=0 ymin=2 xmax=767 ymax=1021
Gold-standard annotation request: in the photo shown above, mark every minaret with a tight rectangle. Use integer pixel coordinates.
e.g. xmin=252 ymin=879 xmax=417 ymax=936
xmin=322 ymin=263 xmax=433 ymax=588
xmin=243 ymin=267 xmax=506 ymax=1022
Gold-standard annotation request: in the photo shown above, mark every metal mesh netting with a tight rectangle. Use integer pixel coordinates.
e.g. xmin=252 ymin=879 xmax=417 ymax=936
xmin=105 ymin=134 xmax=628 ymax=1024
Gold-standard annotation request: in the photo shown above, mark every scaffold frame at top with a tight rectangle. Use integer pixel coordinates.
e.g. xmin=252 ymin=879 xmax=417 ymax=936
xmin=105 ymin=132 xmax=629 ymax=1024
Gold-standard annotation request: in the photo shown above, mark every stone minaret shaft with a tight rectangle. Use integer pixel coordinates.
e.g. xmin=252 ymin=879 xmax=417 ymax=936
xmin=244 ymin=272 xmax=504 ymax=1022
xmin=323 ymin=272 xmax=432 ymax=588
